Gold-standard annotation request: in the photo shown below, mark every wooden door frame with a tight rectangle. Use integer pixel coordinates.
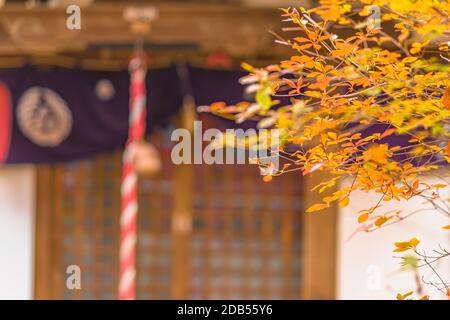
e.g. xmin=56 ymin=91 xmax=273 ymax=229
xmin=34 ymin=165 xmax=53 ymax=299
xmin=34 ymin=161 xmax=339 ymax=300
xmin=301 ymin=172 xmax=338 ymax=299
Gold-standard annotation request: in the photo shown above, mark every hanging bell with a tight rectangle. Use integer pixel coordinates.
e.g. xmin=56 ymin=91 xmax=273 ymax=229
xmin=132 ymin=140 xmax=162 ymax=177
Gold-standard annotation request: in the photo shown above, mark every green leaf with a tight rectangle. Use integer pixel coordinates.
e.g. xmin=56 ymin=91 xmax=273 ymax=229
xmin=401 ymin=255 xmax=418 ymax=269
xmin=256 ymin=86 xmax=272 ymax=111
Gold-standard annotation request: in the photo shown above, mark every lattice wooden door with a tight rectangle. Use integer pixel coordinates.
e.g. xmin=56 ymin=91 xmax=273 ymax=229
xmin=35 ymin=147 xmax=304 ymax=299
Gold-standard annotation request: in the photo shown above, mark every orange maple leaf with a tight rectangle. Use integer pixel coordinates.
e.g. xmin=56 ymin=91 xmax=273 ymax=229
xmin=443 ymin=87 xmax=450 ymax=110
xmin=445 ymin=142 xmax=450 ymax=161
xmin=363 ymin=144 xmax=390 ymax=164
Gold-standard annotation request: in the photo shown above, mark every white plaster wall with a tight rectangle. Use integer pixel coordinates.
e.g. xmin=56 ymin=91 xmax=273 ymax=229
xmin=0 ymin=165 xmax=35 ymax=300
xmin=338 ymin=176 xmax=450 ymax=300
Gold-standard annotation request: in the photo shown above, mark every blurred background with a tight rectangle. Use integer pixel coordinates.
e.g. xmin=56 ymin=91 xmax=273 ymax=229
xmin=0 ymin=0 xmax=448 ymax=300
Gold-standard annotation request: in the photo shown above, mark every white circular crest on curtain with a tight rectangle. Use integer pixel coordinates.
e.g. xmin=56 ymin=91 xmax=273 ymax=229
xmin=95 ymin=79 xmax=115 ymax=101
xmin=17 ymin=87 xmax=73 ymax=147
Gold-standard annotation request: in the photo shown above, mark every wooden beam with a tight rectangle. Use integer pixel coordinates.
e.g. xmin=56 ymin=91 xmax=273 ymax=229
xmin=0 ymin=2 xmax=311 ymax=56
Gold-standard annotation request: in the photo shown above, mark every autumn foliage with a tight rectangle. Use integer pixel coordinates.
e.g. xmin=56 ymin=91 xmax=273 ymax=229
xmin=206 ymin=0 xmax=450 ymax=298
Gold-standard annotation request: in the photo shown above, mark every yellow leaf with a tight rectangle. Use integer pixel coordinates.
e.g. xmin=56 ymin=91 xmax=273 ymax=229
xmin=394 ymin=247 xmax=409 ymax=252
xmin=394 ymin=241 xmax=410 ymax=248
xmin=403 ymin=291 xmax=413 ymax=298
xmin=306 ymin=203 xmax=328 ymax=213
xmin=358 ymin=212 xmax=369 ymax=223
xmin=241 ymin=62 xmax=254 ymax=73
xmin=432 ymin=184 xmax=448 ymax=189
xmin=374 ymin=216 xmax=388 ymax=227
xmin=304 ymin=90 xmax=322 ymax=98
xmin=409 ymin=237 xmax=420 ymax=249
xmin=393 ymin=238 xmax=420 ymax=252
xmin=327 ymin=132 xmax=337 ymax=140
xmin=396 ymin=291 xmax=413 ymax=300
xmin=339 ymin=197 xmax=350 ymax=208
xmin=402 ymin=57 xmax=418 ymax=63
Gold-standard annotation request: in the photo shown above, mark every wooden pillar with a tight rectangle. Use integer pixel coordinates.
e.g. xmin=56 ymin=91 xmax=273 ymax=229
xmin=171 ymin=162 xmax=193 ymax=298
xmin=301 ymin=171 xmax=338 ymax=299
xmin=34 ymin=165 xmax=53 ymax=299
xmin=170 ymin=97 xmax=196 ymax=299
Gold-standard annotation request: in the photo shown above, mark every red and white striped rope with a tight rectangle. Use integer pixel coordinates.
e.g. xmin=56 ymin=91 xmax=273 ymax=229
xmin=119 ymin=53 xmax=147 ymax=300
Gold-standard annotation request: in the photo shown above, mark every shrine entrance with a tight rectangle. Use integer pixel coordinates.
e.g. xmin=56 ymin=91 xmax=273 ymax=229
xmin=34 ymin=128 xmax=337 ymax=300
